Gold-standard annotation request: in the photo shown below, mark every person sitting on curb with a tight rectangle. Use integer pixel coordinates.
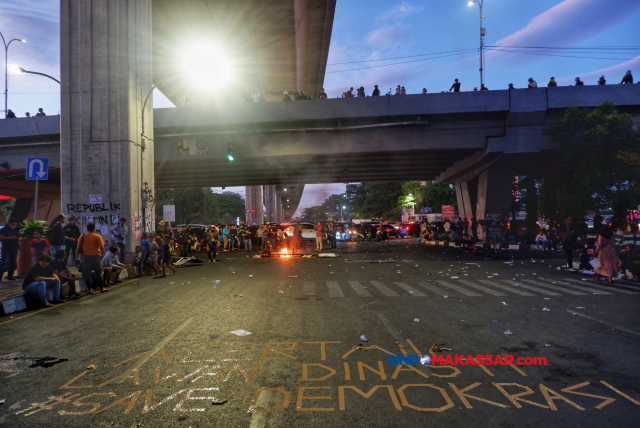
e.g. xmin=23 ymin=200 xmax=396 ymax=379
xmin=50 ymin=249 xmax=82 ymax=300
xmin=102 ymin=246 xmax=126 ymax=284
xmin=22 ymin=254 xmax=65 ymax=308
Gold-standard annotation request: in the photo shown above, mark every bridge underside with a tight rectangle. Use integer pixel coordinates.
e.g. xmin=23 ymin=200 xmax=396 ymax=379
xmin=155 ymin=149 xmax=475 ymax=188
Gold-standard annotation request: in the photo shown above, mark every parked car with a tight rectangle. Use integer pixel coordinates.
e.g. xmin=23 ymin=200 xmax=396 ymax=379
xmin=282 ymin=222 xmax=316 ymax=240
xmin=398 ymin=222 xmax=421 ymax=238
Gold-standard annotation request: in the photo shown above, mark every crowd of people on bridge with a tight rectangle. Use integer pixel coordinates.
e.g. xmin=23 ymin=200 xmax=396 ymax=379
xmin=5 ymin=107 xmax=47 ymax=118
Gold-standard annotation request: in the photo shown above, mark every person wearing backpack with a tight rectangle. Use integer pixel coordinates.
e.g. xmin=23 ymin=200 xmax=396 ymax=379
xmin=76 ymin=222 xmax=107 ymax=294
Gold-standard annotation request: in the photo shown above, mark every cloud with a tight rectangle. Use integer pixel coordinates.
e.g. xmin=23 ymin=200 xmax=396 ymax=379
xmin=296 ymin=184 xmax=347 ymax=212
xmin=494 ymin=0 xmax=640 ymax=59
xmin=366 ymin=24 xmax=413 ymax=47
xmin=378 ymin=1 xmax=424 ymax=22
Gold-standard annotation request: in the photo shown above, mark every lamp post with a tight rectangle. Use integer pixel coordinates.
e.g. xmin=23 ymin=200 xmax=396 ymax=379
xmin=15 ymin=67 xmax=60 ymax=84
xmin=1 ymin=33 xmax=26 ymax=118
xmin=468 ymin=0 xmax=485 ymax=87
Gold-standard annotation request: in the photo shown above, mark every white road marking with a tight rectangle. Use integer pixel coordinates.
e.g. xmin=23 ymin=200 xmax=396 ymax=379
xmin=498 ymin=280 xmax=562 ymax=296
xmin=416 ymin=281 xmax=452 ymax=296
xmin=435 ymin=280 xmax=482 ymax=296
xmin=458 ymin=280 xmax=507 ymax=296
xmin=521 ymin=279 xmax=587 ymax=296
xmin=348 ymin=281 xmax=372 ymax=297
xmin=566 ymin=310 xmax=640 ymax=337
xmin=393 ymin=282 xmax=427 ymax=296
xmin=477 ymin=280 xmax=535 ymax=296
xmin=370 ymin=281 xmax=399 ymax=297
xmin=326 ymin=281 xmax=344 ymax=297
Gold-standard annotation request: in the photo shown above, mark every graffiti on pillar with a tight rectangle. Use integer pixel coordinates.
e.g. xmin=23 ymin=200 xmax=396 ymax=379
xmin=66 ymin=203 xmax=121 ymax=227
xmin=177 ymin=139 xmax=210 ymax=156
xmin=485 ymin=214 xmax=503 ymax=238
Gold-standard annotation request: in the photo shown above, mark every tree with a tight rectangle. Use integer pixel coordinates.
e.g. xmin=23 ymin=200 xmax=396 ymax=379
xmin=351 ymin=182 xmax=404 ymax=220
xmin=401 ymin=181 xmax=456 ymax=212
xmin=546 ymin=101 xmax=640 ymax=221
xmin=154 ymin=188 xmax=245 ymax=225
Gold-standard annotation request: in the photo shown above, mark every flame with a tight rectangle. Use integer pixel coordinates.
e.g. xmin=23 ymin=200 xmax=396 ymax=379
xmin=280 ymin=247 xmax=291 ymax=258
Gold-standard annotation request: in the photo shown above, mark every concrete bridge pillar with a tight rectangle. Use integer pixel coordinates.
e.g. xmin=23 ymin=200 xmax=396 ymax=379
xmin=275 ymin=194 xmax=284 ymax=224
xmin=474 ymin=168 xmax=513 ymax=242
xmin=60 ymin=0 xmax=154 ymax=257
xmin=245 ymin=186 xmax=264 ymax=226
xmin=264 ymin=185 xmax=278 ymax=224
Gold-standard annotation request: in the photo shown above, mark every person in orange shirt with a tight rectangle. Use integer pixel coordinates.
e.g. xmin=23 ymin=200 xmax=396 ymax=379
xmin=76 ymin=222 xmax=107 ymax=294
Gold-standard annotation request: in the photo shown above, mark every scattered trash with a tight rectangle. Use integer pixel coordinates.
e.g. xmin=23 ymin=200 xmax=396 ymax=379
xmin=492 ymin=320 xmax=500 ymax=323
xmin=544 ymin=298 xmax=551 ymax=301
xmin=211 ymin=398 xmax=228 ymax=405
xmin=210 ymin=334 xmax=215 ymax=338
xmin=514 ymin=284 xmax=520 ymax=287
xmin=545 ymin=344 xmax=551 ymax=347
xmin=214 ymin=285 xmax=218 ymax=289
xmin=443 ymin=295 xmax=449 ymax=298
xmin=288 ymin=276 xmax=298 ymax=278
xmin=504 ymin=330 xmax=514 ymax=335
xmin=169 ymin=282 xmax=176 ymax=285
xmin=414 ymin=318 xmax=419 ymax=322
xmin=249 ymin=275 xmax=253 ymax=277
xmin=542 ymin=308 xmax=550 ymax=311
xmin=593 ymin=293 xmax=600 ymax=295
xmin=556 ymin=267 xmax=561 ymax=271
xmin=211 ymin=280 xmax=220 ymax=284
xmin=135 ymin=281 xmax=140 ymax=285
xmin=202 ymin=277 xmax=206 ymax=279
xmin=278 ymin=290 xmax=284 ymax=294
xmin=582 ymin=279 xmax=587 ymax=281
xmin=0 ymin=398 xmax=4 ymax=405
xmin=230 ymin=330 xmax=252 ymax=336
xmin=87 ymin=365 xmax=97 ymax=370
xmin=501 ymin=302 xmax=508 ymax=305
xmin=577 ymin=307 xmax=585 ymax=310
xmin=360 ymin=335 xmax=368 ymax=342
xmin=450 ymin=276 xmax=459 ymax=279
xmin=492 ymin=273 xmax=499 ymax=276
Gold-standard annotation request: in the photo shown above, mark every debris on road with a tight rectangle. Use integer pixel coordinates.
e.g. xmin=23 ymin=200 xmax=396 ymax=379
xmin=360 ymin=335 xmax=368 ymax=342
xmin=444 ymin=295 xmax=449 ymax=298
xmin=414 ymin=318 xmax=419 ymax=322
xmin=545 ymin=344 xmax=551 ymax=347
xmin=492 ymin=320 xmax=500 ymax=322
xmin=542 ymin=308 xmax=550 ymax=311
xmin=504 ymin=330 xmax=514 ymax=335
xmin=577 ymin=307 xmax=585 ymax=309
xmin=211 ymin=398 xmax=228 ymax=405
xmin=501 ymin=302 xmax=508 ymax=305
xmin=230 ymin=330 xmax=252 ymax=336
xmin=0 ymin=398 xmax=5 ymax=405
xmin=288 ymin=276 xmax=297 ymax=278
xmin=211 ymin=334 xmax=215 ymax=338
xmin=87 ymin=365 xmax=97 ymax=370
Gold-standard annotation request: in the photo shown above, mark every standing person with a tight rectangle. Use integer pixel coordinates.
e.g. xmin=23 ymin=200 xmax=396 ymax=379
xmin=527 ymin=78 xmax=538 ymax=88
xmin=223 ymin=224 xmax=231 ymax=251
xmin=421 ymin=88 xmax=427 ymax=94
xmin=594 ymin=226 xmax=617 ymax=283
xmin=158 ymin=235 xmax=176 ymax=277
xmin=318 ymin=88 xmax=328 ymax=99
xmin=148 ymin=235 xmax=161 ymax=275
xmin=314 ymin=222 xmax=323 ymax=251
xmin=400 ymin=86 xmax=407 ymax=95
xmin=621 ymin=70 xmax=633 ymax=84
xmin=22 ymin=255 xmax=64 ymax=307
xmin=449 ymin=79 xmax=461 ymax=92
xmin=563 ymin=229 xmax=583 ymax=271
xmin=136 ymin=233 xmax=150 ymax=277
xmin=243 ymin=226 xmax=253 ymax=252
xmin=207 ymin=226 xmax=219 ymax=262
xmin=64 ymin=218 xmax=81 ymax=266
xmin=177 ymin=227 xmax=189 ymax=257
xmin=49 ymin=214 xmax=68 ymax=258
xmin=76 ymin=222 xmax=107 ymax=294
xmin=35 ymin=108 xmax=46 ymax=116
xmin=372 ymin=85 xmax=380 ymax=96
xmin=109 ymin=218 xmax=129 ymax=262
xmin=547 ymin=77 xmax=557 ymax=87
xmin=574 ymin=77 xmax=584 ymax=86
xmin=50 ymin=249 xmax=81 ymax=299
xmin=237 ymin=225 xmax=245 ymax=250
xmin=598 ymin=75 xmax=606 ymax=85
xmin=327 ymin=222 xmax=337 ymax=250
xmin=345 ymin=87 xmax=354 ymax=97
xmin=6 ymin=109 xmax=17 ymax=118
xmin=230 ymin=225 xmax=238 ymax=250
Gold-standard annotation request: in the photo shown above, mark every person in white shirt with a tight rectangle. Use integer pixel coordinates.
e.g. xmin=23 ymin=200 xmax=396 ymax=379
xmin=102 ymin=246 xmax=126 ymax=284
xmin=527 ymin=78 xmax=538 ymax=88
xmin=536 ymin=231 xmax=547 ymax=250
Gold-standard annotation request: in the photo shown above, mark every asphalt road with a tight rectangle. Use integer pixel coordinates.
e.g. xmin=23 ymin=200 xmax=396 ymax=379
xmin=1 ymin=239 xmax=639 ymax=428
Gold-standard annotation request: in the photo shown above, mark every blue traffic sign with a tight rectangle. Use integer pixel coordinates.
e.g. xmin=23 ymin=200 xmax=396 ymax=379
xmin=26 ymin=157 xmax=49 ymax=180
xmin=246 ymin=209 xmax=251 ymax=213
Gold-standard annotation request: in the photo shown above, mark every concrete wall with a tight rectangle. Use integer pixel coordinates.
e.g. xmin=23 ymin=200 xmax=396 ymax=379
xmin=60 ymin=0 xmax=154 ymax=252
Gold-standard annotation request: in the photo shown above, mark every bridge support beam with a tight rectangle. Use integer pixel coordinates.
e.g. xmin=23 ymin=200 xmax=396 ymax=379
xmin=245 ymin=186 xmax=264 ymax=226
xmin=60 ymin=0 xmax=154 ymax=259
xmin=264 ymin=185 xmax=278 ymax=224
xmin=474 ymin=167 xmax=513 ymax=242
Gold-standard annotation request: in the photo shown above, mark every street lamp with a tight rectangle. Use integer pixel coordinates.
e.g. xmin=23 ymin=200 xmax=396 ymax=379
xmin=468 ymin=0 xmax=486 ymax=87
xmin=14 ymin=67 xmax=60 ymax=84
xmin=1 ymin=33 xmax=26 ymax=118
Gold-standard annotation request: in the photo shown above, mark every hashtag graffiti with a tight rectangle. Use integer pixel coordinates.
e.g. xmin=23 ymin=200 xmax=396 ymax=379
xmin=15 ymin=392 xmax=80 ymax=417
